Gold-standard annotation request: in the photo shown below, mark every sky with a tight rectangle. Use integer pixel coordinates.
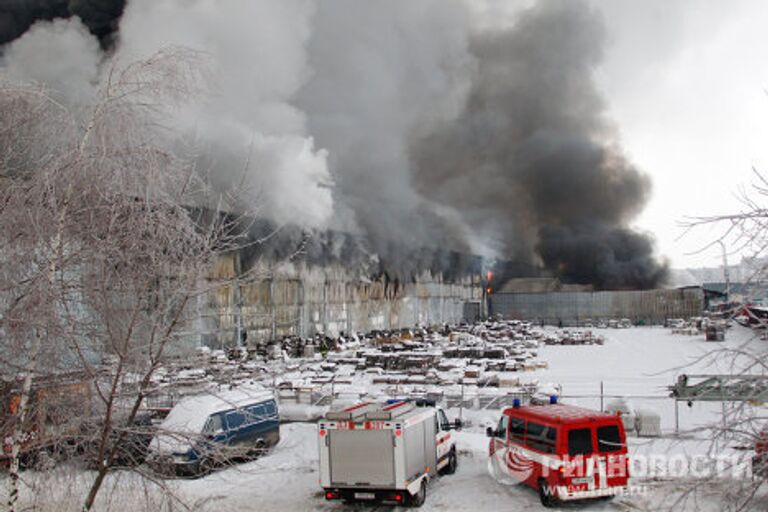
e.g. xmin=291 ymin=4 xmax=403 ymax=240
xmin=472 ymin=0 xmax=768 ymax=269
xmin=598 ymin=0 xmax=768 ymax=270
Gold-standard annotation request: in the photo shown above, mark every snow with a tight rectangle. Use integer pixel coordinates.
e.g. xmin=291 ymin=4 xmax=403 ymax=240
xmin=534 ymin=325 xmax=765 ymax=433
xmin=5 ymin=422 xmax=764 ymax=511
xmin=165 ymin=424 xmax=767 ymax=511
xmin=172 ymin=325 xmax=766 ymax=510
xmin=2 ymin=326 xmax=766 ymax=511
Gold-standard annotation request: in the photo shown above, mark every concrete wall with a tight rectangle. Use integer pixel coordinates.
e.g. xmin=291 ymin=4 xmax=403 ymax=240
xmin=489 ymin=288 xmax=704 ymax=325
xmin=197 ymin=253 xmax=484 ymax=348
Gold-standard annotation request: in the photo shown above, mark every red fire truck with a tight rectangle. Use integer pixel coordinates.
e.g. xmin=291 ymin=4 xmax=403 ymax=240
xmin=487 ymin=398 xmax=629 ymax=507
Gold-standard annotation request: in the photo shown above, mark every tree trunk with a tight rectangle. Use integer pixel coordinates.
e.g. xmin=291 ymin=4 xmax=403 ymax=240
xmin=8 ymin=198 xmax=67 ymax=511
xmin=7 ymin=330 xmax=43 ymax=512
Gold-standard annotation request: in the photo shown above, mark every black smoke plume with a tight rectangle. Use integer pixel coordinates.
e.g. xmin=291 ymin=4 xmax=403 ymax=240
xmin=0 ymin=0 xmax=124 ymax=46
xmin=411 ymin=0 xmax=668 ymax=289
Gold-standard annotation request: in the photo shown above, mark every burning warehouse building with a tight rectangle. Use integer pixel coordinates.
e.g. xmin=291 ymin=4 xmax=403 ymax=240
xmin=193 ymin=223 xmax=486 ymax=347
xmin=191 ymin=222 xmax=691 ymax=349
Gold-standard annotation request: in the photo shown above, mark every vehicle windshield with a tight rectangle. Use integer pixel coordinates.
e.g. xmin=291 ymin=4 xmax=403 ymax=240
xmin=203 ymin=414 xmax=224 ymax=434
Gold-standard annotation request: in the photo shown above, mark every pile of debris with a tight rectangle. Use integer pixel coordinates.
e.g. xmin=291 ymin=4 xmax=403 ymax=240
xmin=581 ymin=318 xmax=632 ymax=328
xmin=667 ymin=317 xmax=729 ymax=340
xmin=141 ymin=319 xmax=607 ymax=414
xmin=542 ymin=330 xmax=605 ymax=345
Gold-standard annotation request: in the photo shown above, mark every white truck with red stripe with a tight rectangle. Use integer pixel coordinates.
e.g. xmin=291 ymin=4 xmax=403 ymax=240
xmin=318 ymin=401 xmax=460 ymax=507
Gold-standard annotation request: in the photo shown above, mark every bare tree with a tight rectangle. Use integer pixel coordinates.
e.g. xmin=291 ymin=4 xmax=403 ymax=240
xmin=0 ymin=47 xmax=258 ymax=511
xmin=0 ymin=76 xmax=86 ymax=512
xmin=677 ymin=169 xmax=768 ymax=511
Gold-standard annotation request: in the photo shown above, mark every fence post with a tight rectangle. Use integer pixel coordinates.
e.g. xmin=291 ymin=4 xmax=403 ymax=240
xmin=675 ymin=399 xmax=679 ymax=435
xmin=600 ymin=381 xmax=604 ymax=412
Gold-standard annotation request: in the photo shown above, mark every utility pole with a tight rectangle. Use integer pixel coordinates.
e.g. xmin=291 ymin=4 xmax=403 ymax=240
xmin=235 ymin=274 xmax=243 ymax=349
xmin=716 ymin=240 xmax=731 ymax=304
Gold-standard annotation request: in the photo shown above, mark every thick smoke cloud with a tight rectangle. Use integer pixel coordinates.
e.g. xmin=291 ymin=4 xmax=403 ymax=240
xmin=538 ymin=224 xmax=668 ymax=290
xmin=295 ymin=0 xmax=476 ymax=276
xmin=2 ymin=17 xmax=100 ymax=103
xmin=0 ymin=0 xmax=668 ymax=289
xmin=114 ymin=0 xmax=334 ymax=229
xmin=411 ymin=0 xmax=668 ymax=289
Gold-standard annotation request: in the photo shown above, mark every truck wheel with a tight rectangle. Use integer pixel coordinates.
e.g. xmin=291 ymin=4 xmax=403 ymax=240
xmin=538 ymin=479 xmax=557 ymax=508
xmin=248 ymin=439 xmax=266 ymax=459
xmin=409 ymin=481 xmax=427 ymax=508
xmin=440 ymin=450 xmax=458 ymax=475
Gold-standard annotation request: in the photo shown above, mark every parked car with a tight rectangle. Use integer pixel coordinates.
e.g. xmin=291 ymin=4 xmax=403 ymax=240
xmin=487 ymin=398 xmax=629 ymax=508
xmin=147 ymin=387 xmax=279 ymax=476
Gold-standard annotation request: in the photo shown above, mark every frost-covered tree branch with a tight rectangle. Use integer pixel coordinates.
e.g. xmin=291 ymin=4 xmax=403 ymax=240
xmin=677 ymin=169 xmax=768 ymax=511
xmin=0 ymin=47 xmax=257 ymax=512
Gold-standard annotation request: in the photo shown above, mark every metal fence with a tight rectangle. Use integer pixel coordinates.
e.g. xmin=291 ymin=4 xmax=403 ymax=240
xmin=489 ymin=288 xmax=704 ymax=325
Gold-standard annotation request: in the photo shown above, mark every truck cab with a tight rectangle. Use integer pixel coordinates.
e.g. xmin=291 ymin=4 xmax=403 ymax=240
xmin=487 ymin=399 xmax=629 ymax=507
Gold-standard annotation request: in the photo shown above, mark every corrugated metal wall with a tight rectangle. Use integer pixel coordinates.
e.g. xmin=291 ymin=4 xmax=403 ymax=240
xmin=197 ymin=254 xmax=484 ymax=348
xmin=489 ymin=288 xmax=703 ymax=325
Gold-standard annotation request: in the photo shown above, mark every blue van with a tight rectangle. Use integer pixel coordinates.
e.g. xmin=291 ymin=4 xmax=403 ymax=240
xmin=148 ymin=387 xmax=279 ymax=476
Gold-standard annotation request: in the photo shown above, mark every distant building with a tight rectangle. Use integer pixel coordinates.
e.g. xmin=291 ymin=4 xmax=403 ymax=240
xmin=702 ymin=281 xmax=768 ymax=307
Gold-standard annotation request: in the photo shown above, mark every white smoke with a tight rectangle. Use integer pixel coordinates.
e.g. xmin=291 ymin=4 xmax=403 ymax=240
xmin=2 ymin=17 xmax=101 ymax=104
xmin=114 ymin=0 xmax=334 ymax=228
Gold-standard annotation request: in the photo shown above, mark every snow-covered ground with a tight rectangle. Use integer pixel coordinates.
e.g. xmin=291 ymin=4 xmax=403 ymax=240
xmin=3 ymin=326 xmax=766 ymax=511
xmin=535 ymin=324 xmax=764 ymax=434
xmin=166 ymin=324 xmax=768 ymax=510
